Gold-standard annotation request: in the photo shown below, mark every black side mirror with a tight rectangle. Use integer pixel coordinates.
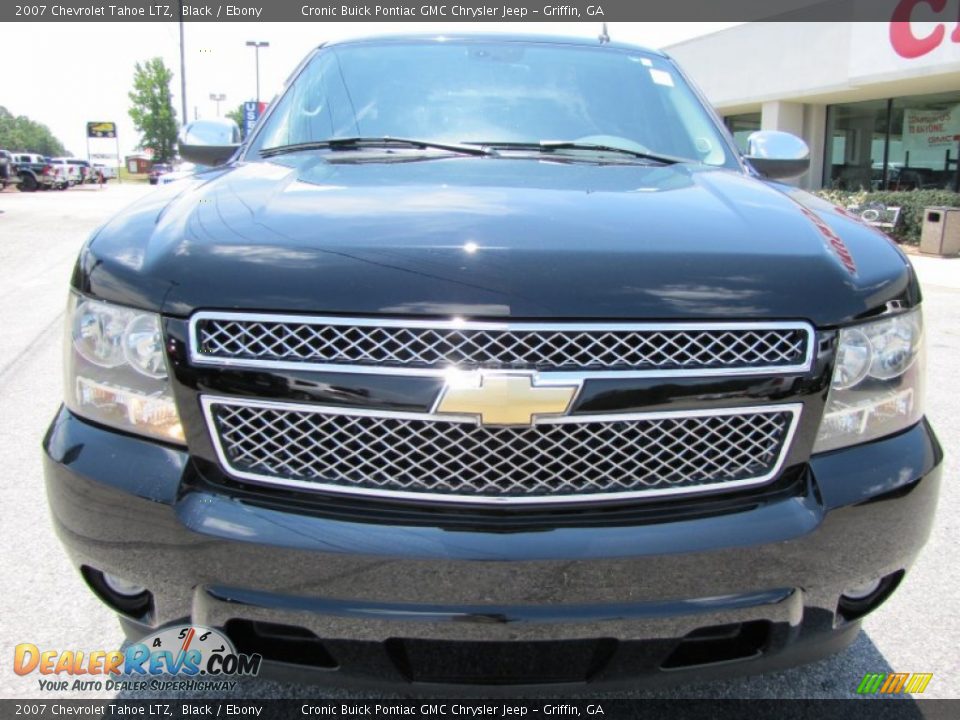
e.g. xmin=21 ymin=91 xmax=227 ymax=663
xmin=745 ymin=131 xmax=811 ymax=181
xmin=177 ymin=119 xmax=241 ymax=166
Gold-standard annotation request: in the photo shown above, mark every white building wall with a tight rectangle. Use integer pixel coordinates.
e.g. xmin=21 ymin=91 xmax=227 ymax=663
xmin=761 ymin=101 xmax=804 ymax=134
xmin=668 ymin=22 xmax=960 ymax=111
xmin=803 ymin=104 xmax=828 ymax=190
xmin=667 ymin=21 xmax=960 ymax=189
xmin=668 ymin=23 xmax=854 ymax=113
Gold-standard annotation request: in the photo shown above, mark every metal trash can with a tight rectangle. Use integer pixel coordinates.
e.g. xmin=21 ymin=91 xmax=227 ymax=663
xmin=920 ymin=207 xmax=960 ymax=257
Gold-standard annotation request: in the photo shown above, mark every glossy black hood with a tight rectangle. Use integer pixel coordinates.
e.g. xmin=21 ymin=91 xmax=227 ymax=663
xmin=77 ymin=155 xmax=917 ymax=326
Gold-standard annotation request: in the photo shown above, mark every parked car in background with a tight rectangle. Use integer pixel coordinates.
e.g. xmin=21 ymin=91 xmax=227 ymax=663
xmin=43 ymin=158 xmax=70 ymax=190
xmin=11 ymin=153 xmax=58 ymax=191
xmin=74 ymin=159 xmax=93 ymax=183
xmin=66 ymin=158 xmax=93 ymax=185
xmin=0 ymin=149 xmax=20 ymax=189
xmin=148 ymin=163 xmax=173 ymax=185
xmin=49 ymin=158 xmax=83 ymax=186
xmin=92 ymin=164 xmax=117 ymax=182
xmin=156 ymin=161 xmax=210 ymax=185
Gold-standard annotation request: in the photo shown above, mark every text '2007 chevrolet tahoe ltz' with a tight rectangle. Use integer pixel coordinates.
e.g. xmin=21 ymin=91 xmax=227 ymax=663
xmin=43 ymin=35 xmax=942 ymax=691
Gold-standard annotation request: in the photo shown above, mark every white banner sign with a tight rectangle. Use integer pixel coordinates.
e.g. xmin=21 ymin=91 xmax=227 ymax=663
xmin=903 ymin=105 xmax=960 ymax=153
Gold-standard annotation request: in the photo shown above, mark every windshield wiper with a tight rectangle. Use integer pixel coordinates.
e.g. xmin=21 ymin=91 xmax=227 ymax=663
xmin=261 ymin=137 xmax=494 ymax=158
xmin=464 ymin=140 xmax=683 ymax=165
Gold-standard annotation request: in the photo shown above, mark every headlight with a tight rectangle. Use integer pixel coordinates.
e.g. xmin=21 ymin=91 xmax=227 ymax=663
xmin=64 ymin=293 xmax=184 ymax=443
xmin=814 ymin=308 xmax=924 ymax=454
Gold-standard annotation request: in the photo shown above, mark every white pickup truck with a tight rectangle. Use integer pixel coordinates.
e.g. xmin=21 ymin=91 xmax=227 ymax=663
xmin=49 ymin=158 xmax=83 ymax=186
xmin=92 ymin=163 xmax=118 ymax=181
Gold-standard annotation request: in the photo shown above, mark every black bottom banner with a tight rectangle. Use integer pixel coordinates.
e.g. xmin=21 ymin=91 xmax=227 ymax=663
xmin=3 ymin=700 xmax=958 ymax=720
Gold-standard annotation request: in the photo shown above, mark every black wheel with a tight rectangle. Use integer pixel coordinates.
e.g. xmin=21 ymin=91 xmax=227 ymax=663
xmin=58 ymin=182 xmax=67 ymax=191
xmin=18 ymin=174 xmax=37 ymax=192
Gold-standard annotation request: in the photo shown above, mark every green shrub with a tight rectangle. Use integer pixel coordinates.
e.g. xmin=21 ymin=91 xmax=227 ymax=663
xmin=814 ymin=189 xmax=960 ymax=245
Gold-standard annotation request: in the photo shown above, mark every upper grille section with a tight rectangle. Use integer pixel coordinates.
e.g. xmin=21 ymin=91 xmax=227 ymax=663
xmin=190 ymin=313 xmax=814 ymax=377
xmin=203 ymin=398 xmax=801 ymax=504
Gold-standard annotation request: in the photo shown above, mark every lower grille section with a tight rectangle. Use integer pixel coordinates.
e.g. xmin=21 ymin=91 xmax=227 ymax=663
xmin=387 ymin=638 xmax=618 ymax=684
xmin=203 ymin=398 xmax=800 ymax=504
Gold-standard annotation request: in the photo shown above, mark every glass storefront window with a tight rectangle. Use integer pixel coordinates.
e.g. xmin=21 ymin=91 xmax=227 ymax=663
xmin=889 ymin=94 xmax=960 ymax=190
xmin=724 ymin=112 xmax=761 ymax=153
xmin=824 ymin=99 xmax=889 ymax=191
xmin=825 ymin=92 xmax=960 ymax=191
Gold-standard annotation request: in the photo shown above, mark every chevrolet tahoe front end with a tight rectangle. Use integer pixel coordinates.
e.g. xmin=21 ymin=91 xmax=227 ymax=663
xmin=42 ymin=35 xmax=941 ymax=691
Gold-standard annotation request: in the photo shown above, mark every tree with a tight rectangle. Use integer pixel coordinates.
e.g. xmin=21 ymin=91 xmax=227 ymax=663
xmin=128 ymin=58 xmax=178 ymax=162
xmin=0 ymin=106 xmax=67 ymax=156
xmin=226 ymin=103 xmax=246 ymax=139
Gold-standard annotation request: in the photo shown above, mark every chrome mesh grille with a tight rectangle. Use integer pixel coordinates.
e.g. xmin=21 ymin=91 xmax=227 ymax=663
xmin=192 ymin=315 xmax=812 ymax=375
xmin=204 ymin=400 xmax=798 ymax=503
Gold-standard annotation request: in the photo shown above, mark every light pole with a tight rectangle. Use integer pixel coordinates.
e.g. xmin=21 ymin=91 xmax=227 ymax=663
xmin=178 ymin=12 xmax=187 ymax=124
xmin=209 ymin=93 xmax=226 ymax=117
xmin=245 ymin=41 xmax=269 ymax=104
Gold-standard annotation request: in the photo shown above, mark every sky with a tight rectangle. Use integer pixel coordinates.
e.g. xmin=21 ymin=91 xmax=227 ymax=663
xmin=1 ymin=22 xmax=742 ymax=161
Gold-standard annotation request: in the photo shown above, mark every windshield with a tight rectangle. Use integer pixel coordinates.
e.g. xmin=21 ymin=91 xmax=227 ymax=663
xmin=249 ymin=40 xmax=736 ymax=168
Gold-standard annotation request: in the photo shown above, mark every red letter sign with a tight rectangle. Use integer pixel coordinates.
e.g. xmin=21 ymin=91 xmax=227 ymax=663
xmin=890 ymin=0 xmax=946 ymax=58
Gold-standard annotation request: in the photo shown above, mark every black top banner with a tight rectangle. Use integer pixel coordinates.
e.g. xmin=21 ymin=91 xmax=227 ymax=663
xmin=0 ymin=0 xmax=945 ymax=22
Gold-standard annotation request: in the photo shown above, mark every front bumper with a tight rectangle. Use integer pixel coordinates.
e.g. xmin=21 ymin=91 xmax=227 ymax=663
xmin=43 ymin=408 xmax=942 ymax=691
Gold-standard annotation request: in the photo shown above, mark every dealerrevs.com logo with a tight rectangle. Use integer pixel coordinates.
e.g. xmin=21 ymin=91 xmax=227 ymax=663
xmin=14 ymin=625 xmax=262 ymax=692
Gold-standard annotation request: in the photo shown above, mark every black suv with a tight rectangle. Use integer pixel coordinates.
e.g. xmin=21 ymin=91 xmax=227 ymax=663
xmin=43 ymin=35 xmax=941 ymax=690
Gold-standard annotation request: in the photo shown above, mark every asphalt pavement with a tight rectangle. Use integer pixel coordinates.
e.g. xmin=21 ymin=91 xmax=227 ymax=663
xmin=0 ymin=184 xmax=956 ymax=700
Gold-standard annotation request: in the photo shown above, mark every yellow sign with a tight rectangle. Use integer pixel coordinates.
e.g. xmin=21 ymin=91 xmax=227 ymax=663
xmin=434 ymin=373 xmax=578 ymax=427
xmin=87 ymin=122 xmax=117 ymax=139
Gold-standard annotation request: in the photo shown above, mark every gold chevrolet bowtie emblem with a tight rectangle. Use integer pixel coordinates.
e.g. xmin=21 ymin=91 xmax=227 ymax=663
xmin=433 ymin=373 xmax=580 ymax=427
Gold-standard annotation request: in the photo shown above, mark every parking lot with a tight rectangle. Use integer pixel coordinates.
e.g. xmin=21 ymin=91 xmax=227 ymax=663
xmin=0 ymin=185 xmax=957 ymax=700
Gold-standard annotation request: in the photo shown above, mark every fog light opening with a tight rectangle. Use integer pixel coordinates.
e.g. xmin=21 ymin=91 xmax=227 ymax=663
xmin=81 ymin=566 xmax=154 ymax=621
xmin=661 ymin=621 xmax=771 ymax=670
xmin=224 ymin=619 xmax=338 ymax=670
xmin=837 ymin=570 xmax=904 ymax=623
xmin=102 ymin=573 xmax=148 ymax=597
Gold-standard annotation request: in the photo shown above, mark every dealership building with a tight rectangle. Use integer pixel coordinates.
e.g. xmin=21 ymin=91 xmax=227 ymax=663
xmin=666 ymin=22 xmax=960 ymax=191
